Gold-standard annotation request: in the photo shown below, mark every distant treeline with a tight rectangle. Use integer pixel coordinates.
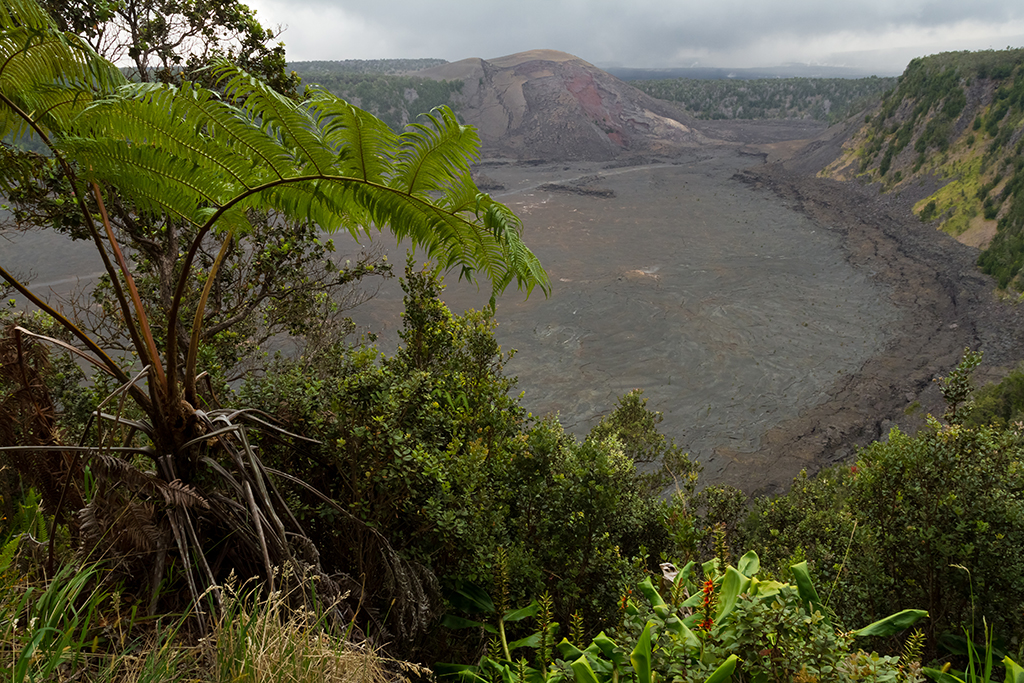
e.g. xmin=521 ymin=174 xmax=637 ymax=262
xmin=294 ymin=70 xmax=463 ymax=132
xmin=633 ymin=76 xmax=897 ymax=123
xmin=289 ymin=58 xmax=448 ymax=76
xmin=289 ymin=60 xmax=461 ymax=132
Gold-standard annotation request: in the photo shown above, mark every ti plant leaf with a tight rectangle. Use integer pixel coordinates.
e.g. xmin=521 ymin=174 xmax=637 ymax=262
xmin=630 ymin=623 xmax=654 ymax=683
xmin=854 ymin=610 xmax=929 ymax=637
xmin=704 ymin=655 xmax=739 ymax=683
xmin=791 ymin=561 xmax=825 ymax=621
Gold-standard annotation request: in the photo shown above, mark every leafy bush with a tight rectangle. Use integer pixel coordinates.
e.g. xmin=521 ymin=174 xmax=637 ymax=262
xmin=446 ymin=551 xmax=924 ymax=683
xmin=243 ymin=263 xmax=698 ymax=649
xmin=743 ymin=352 xmax=1024 ymax=655
xmin=921 ymin=200 xmax=938 ymax=221
xmin=967 ymin=363 xmax=1024 ymax=428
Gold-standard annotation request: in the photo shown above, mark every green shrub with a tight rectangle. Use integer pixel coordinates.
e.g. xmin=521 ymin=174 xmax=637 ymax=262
xmin=743 ymin=352 xmax=1024 ymax=654
xmin=966 ymin=363 xmax=1024 ymax=428
xmin=242 ymin=263 xmax=698 ymax=646
xmin=448 ymin=552 xmax=924 ymax=683
xmin=921 ymin=200 xmax=938 ymax=221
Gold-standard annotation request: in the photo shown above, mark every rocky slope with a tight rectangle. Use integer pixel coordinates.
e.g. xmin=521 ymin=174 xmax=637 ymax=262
xmin=412 ymin=49 xmax=712 ymax=161
xmin=819 ymin=50 xmax=1024 ymax=287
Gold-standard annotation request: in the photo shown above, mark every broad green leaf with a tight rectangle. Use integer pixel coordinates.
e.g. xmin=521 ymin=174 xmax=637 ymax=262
xmin=508 ymin=633 xmax=543 ymax=651
xmin=508 ymin=624 xmax=558 ymax=651
xmin=593 ymin=632 xmax=627 ymax=666
xmin=737 ymin=550 xmax=760 ymax=577
xmin=715 ymin=566 xmax=750 ymax=621
xmin=447 ymin=582 xmax=495 ymax=614
xmin=673 ymin=560 xmax=696 ymax=587
xmin=666 ymin=617 xmax=701 ymax=652
xmin=505 ymin=601 xmax=540 ymax=622
xmin=682 ymin=592 xmax=703 ymax=608
xmin=854 ymin=610 xmax=928 ymax=637
xmin=704 ymin=655 xmax=739 ymax=683
xmin=1003 ymin=656 xmax=1024 ymax=683
xmin=790 ymin=561 xmax=825 ymax=620
xmin=630 ymin=623 xmax=654 ymax=683
xmin=571 ymin=655 xmax=602 ymax=683
xmin=440 ymin=614 xmax=497 ymax=633
xmin=637 ymin=576 xmax=666 ymax=608
xmin=683 ymin=612 xmax=703 ymax=628
xmin=702 ymin=558 xmax=719 ymax=578
xmin=747 ymin=578 xmax=784 ymax=598
xmin=557 ymin=638 xmax=586 ymax=661
xmin=924 ymin=667 xmax=965 ymax=683
xmin=434 ymin=662 xmax=488 ymax=683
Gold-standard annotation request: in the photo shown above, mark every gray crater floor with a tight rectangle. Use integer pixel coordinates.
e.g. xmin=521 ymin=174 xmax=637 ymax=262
xmin=355 ymin=151 xmax=899 ymax=482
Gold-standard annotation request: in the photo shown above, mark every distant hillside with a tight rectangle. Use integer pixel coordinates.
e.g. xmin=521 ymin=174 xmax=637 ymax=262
xmin=290 ymin=59 xmax=448 ymax=76
xmin=822 ymin=49 xmax=1024 ymax=289
xmin=411 ymin=49 xmax=707 ymax=161
xmin=632 ymin=77 xmax=896 ymax=123
xmin=291 ymin=61 xmax=462 ymax=132
xmin=607 ymin=65 xmax=892 ymax=80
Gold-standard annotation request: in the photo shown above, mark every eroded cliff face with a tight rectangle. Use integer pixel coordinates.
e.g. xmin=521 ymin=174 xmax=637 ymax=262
xmin=414 ymin=49 xmax=709 ymax=160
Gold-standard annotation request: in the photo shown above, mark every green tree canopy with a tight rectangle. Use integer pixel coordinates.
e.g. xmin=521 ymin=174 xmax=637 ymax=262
xmin=0 ymin=0 xmax=548 ymax=623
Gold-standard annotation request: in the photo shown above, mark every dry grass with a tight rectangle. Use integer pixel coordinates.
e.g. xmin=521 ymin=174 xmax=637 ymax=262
xmin=0 ymin=554 xmax=416 ymax=683
xmin=204 ymin=579 xmax=408 ymax=683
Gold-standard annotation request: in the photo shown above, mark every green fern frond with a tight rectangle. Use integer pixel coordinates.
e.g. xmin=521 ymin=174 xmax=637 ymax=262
xmin=0 ymin=0 xmax=124 ymax=140
xmin=391 ymin=107 xmax=480 ymax=197
xmin=310 ymin=89 xmax=398 ymax=182
xmin=214 ymin=61 xmax=337 ymax=175
xmin=3 ymin=8 xmax=548 ymax=301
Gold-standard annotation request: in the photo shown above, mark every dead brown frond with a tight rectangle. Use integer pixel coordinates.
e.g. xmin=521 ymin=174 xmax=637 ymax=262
xmin=0 ymin=325 xmax=83 ymax=521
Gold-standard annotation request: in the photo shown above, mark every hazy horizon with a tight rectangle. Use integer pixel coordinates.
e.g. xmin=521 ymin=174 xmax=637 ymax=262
xmin=248 ymin=0 xmax=1024 ymax=78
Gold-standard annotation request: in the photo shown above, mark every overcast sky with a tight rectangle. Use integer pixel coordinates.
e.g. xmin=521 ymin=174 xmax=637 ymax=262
xmin=246 ymin=0 xmax=1024 ymax=76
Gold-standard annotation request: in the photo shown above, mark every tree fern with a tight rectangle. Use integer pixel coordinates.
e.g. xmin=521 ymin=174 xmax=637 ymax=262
xmin=65 ymin=61 xmax=548 ymax=301
xmin=0 ymin=0 xmax=548 ymax=633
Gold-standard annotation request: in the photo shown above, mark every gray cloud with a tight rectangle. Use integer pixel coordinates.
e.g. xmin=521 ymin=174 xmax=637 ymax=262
xmin=251 ymin=0 xmax=1024 ymax=74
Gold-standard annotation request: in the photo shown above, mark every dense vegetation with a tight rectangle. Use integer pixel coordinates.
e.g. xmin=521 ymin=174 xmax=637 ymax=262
xmin=3 ymin=2 xmax=1024 ymax=682
xmin=633 ymin=77 xmax=896 ymax=123
xmin=291 ymin=58 xmax=449 ymax=75
xmin=293 ymin=69 xmax=464 ymax=131
xmin=287 ymin=60 xmax=462 ymax=132
xmin=823 ymin=49 xmax=1024 ymax=290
